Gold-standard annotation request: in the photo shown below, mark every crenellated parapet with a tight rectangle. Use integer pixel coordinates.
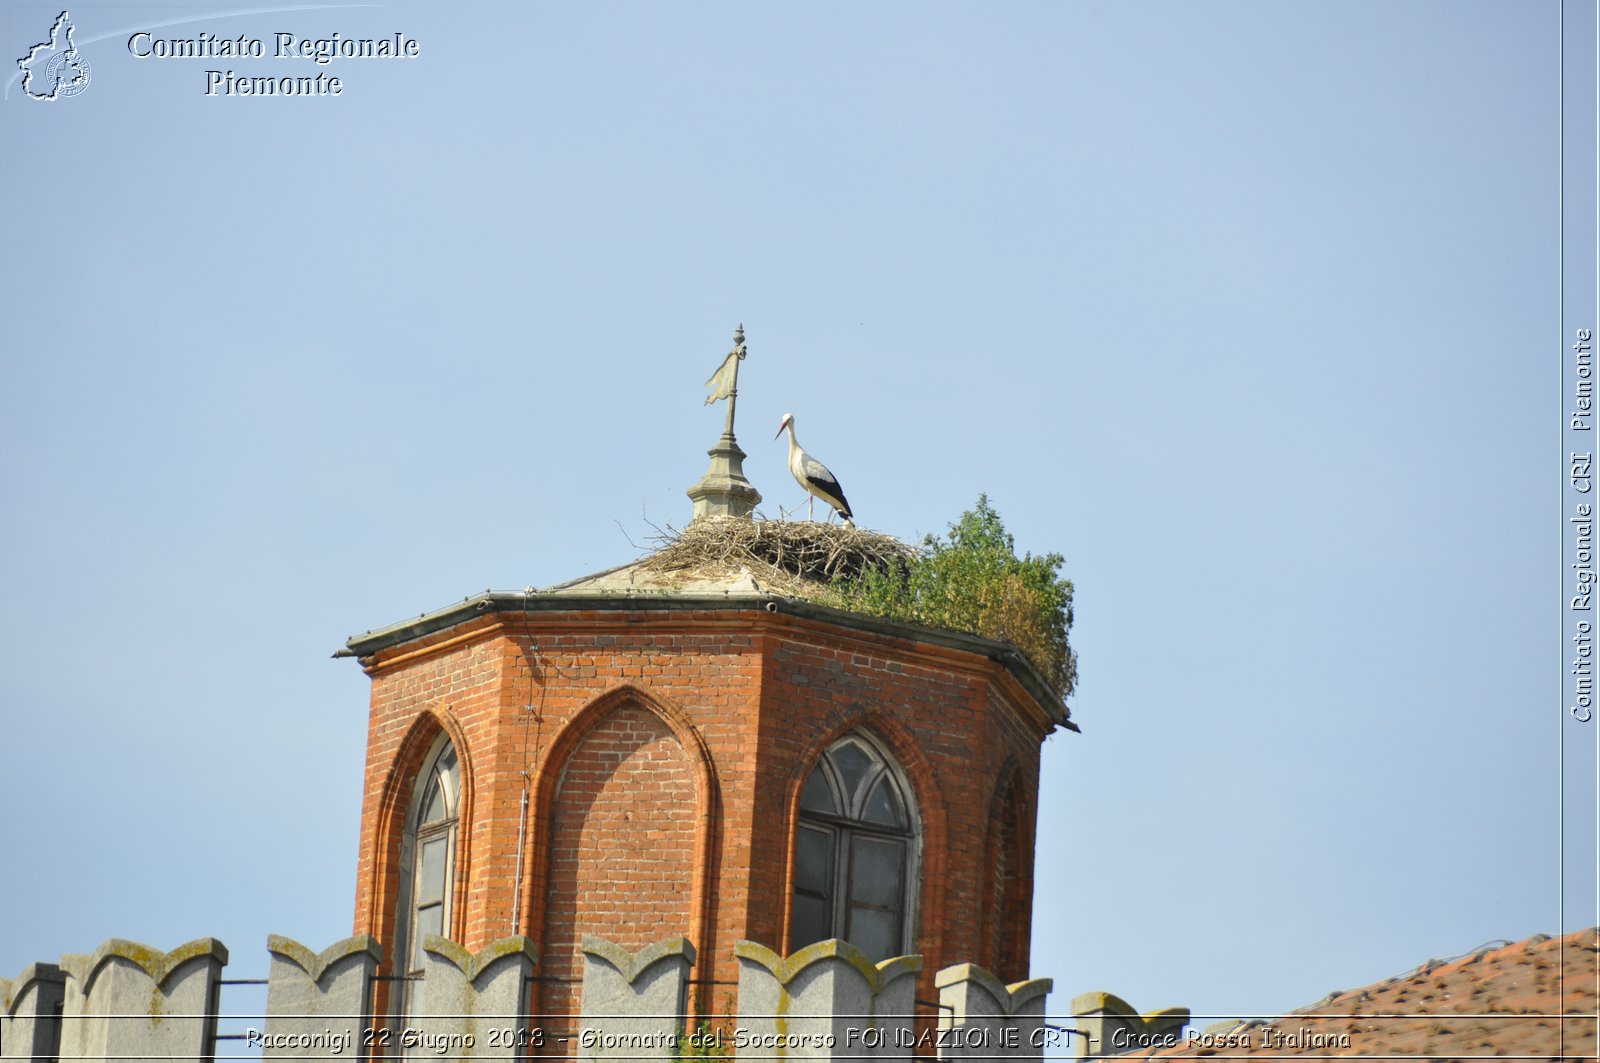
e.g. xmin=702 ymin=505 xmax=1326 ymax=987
xmin=579 ymin=936 xmax=697 ymax=1063
xmin=409 ymin=935 xmax=539 ymax=1059
xmin=735 ymin=939 xmax=923 ymax=1060
xmin=56 ymin=938 xmax=228 ymax=1062
xmin=1068 ymin=991 xmax=1189 ymax=1059
xmin=1 ymin=961 xmax=66 ymax=1062
xmin=0 ymin=933 xmax=1077 ymax=1061
xmin=935 ymin=964 xmax=1053 ymax=1062
xmin=262 ymin=935 xmax=381 ymax=1060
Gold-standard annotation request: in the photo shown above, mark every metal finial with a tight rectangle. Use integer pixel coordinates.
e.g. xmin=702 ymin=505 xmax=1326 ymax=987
xmin=689 ymin=324 xmax=761 ymax=520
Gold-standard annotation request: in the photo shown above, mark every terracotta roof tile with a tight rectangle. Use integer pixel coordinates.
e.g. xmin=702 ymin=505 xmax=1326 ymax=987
xmin=1116 ymin=927 xmax=1597 ymax=1061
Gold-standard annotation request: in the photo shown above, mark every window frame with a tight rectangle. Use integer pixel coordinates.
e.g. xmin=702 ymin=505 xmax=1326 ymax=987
xmin=392 ymin=735 xmax=461 ymax=1019
xmin=789 ymin=732 xmax=920 ymax=961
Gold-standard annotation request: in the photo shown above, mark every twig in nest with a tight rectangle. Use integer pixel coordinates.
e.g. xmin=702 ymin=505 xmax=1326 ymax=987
xmin=615 ymin=519 xmax=644 ymax=552
xmin=637 ymin=519 xmax=913 ymax=598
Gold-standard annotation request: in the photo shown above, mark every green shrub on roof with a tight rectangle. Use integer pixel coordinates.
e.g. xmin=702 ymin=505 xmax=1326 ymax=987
xmin=827 ymin=495 xmax=1077 ymax=702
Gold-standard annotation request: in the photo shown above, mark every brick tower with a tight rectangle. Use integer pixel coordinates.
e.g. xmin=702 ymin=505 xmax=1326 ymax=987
xmin=340 ymin=329 xmax=1075 ymax=1036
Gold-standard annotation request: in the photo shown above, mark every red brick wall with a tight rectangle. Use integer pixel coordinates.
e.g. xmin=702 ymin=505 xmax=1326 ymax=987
xmin=983 ymin=769 xmax=1028 ymax=983
xmin=352 ymin=629 xmax=506 ymax=950
xmin=749 ymin=621 xmax=1045 ymax=1002
xmin=350 ymin=606 xmax=1055 ymax=1027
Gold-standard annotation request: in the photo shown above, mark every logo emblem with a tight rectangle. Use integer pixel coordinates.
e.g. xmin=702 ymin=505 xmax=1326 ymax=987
xmin=18 ymin=11 xmax=91 ymax=101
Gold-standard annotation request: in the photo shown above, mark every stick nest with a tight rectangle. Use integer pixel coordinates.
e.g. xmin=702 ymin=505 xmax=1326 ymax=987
xmin=639 ymin=518 xmax=914 ymax=598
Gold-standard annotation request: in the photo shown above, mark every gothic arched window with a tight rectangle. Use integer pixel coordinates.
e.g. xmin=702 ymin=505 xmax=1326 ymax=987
xmin=395 ymin=739 xmax=460 ymax=1000
xmin=790 ymin=733 xmax=918 ymax=962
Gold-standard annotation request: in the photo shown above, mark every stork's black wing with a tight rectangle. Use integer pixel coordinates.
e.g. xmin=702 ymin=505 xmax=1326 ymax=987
xmin=801 ymin=454 xmax=852 ymax=520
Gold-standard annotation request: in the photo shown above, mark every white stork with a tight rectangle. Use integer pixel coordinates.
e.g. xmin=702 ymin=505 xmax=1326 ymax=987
xmin=775 ymin=412 xmax=854 ymax=525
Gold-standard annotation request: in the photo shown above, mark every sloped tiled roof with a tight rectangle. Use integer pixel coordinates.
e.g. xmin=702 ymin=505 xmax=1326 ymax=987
xmin=1123 ymin=927 xmax=1597 ymax=1060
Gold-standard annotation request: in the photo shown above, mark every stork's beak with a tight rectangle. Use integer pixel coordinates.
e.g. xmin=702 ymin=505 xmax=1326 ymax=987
xmin=773 ymin=424 xmax=784 ymax=439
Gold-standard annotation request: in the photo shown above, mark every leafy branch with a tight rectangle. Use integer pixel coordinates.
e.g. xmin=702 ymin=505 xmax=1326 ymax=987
xmin=825 ymin=496 xmax=1077 ymax=701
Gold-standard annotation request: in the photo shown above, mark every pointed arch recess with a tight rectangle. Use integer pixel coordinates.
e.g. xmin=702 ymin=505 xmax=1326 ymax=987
xmin=981 ymin=759 xmax=1029 ymax=981
xmin=523 ymin=683 xmax=720 ymax=1016
xmin=370 ymin=709 xmax=475 ymax=959
xmin=779 ymin=711 xmax=947 ymax=961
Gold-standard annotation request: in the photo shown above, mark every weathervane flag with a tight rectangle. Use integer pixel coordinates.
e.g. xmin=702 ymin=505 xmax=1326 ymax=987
xmin=704 ymin=324 xmax=746 ymax=405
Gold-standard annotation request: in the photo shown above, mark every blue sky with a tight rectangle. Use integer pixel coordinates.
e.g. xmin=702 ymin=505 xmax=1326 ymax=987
xmin=1 ymin=0 xmax=1593 ymax=1034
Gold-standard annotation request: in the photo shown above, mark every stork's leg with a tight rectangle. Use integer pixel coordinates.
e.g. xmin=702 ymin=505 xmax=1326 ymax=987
xmin=808 ymin=496 xmax=814 ymax=521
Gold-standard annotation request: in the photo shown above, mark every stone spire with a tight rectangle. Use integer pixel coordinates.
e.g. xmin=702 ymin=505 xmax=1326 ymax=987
xmin=687 ymin=325 xmax=762 ymax=520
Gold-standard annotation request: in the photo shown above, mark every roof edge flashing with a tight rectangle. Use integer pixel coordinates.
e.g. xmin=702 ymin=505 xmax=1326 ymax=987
xmin=341 ymin=591 xmax=1074 ymax=730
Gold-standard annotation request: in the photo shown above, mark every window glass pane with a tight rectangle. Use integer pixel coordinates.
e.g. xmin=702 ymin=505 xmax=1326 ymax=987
xmin=790 ymin=894 xmax=832 ymax=951
xmin=862 ymin=777 xmax=906 ymax=827
xmin=418 ymin=837 xmax=447 ymax=904
xmin=800 ymin=765 xmax=837 ymax=814
xmin=422 ymin=776 xmax=447 ymax=823
xmin=846 ymin=905 xmax=898 ymax=963
xmin=795 ymin=826 xmax=834 ymax=895
xmin=849 ymin=835 xmax=904 ymax=909
xmin=791 ymin=735 xmax=916 ymax=969
xmin=438 ymin=746 xmax=458 ymax=808
xmin=829 ymin=743 xmax=874 ymax=805
xmin=413 ymin=904 xmax=443 ymax=969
